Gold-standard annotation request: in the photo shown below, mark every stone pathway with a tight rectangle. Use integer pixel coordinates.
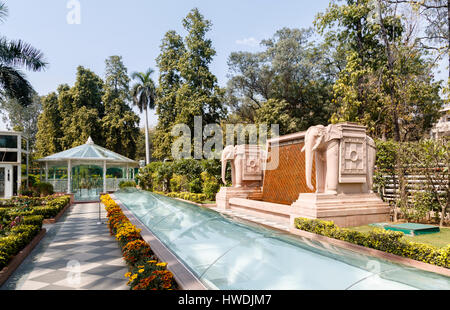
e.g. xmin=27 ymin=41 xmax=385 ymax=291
xmin=1 ymin=203 xmax=129 ymax=290
xmin=214 ymin=208 xmax=290 ymax=231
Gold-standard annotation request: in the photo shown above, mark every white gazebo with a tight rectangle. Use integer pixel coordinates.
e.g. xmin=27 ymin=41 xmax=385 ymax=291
xmin=36 ymin=137 xmax=138 ymax=201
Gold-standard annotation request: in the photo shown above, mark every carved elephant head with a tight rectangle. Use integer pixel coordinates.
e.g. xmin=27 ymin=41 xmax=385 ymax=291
xmin=301 ymin=124 xmax=342 ymax=190
xmin=221 ymin=145 xmax=236 ymax=184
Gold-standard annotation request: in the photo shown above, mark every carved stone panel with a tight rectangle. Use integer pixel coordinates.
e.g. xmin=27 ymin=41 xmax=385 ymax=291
xmin=339 ymin=137 xmax=367 ymax=183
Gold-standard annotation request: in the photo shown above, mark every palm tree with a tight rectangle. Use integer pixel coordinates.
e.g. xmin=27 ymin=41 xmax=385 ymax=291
xmin=131 ymin=68 xmax=157 ymax=165
xmin=0 ymin=2 xmax=47 ymax=106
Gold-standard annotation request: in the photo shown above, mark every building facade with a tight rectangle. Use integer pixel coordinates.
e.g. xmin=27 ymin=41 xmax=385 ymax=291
xmin=430 ymin=106 xmax=450 ymax=140
xmin=0 ymin=131 xmax=29 ymax=199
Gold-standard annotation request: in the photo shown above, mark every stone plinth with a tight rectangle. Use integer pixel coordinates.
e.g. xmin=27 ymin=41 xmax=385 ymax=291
xmin=216 ymin=187 xmax=261 ymax=210
xmin=290 ymin=193 xmax=390 ymax=228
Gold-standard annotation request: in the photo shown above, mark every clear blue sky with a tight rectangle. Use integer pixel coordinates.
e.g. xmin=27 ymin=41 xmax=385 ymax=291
xmin=0 ymin=0 xmax=447 ymax=130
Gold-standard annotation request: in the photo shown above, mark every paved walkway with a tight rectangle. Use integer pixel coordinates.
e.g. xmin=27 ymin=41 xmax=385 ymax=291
xmin=1 ymin=203 xmax=129 ymax=290
xmin=213 ymin=208 xmax=290 ymax=231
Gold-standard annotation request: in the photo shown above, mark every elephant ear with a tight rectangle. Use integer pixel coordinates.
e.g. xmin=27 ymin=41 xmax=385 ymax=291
xmin=326 ymin=124 xmax=343 ymax=141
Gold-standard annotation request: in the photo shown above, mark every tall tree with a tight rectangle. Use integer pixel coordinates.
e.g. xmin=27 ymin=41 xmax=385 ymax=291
xmin=316 ymin=0 xmax=443 ymax=141
xmin=59 ymin=66 xmax=104 ymax=148
xmin=35 ymin=92 xmax=62 ymax=157
xmin=388 ymin=0 xmax=449 ymax=78
xmin=153 ymin=31 xmax=185 ymax=160
xmin=0 ymin=94 xmax=42 ymax=149
xmin=102 ymin=56 xmax=140 ymax=159
xmin=176 ymin=8 xmax=226 ymax=127
xmin=131 ymin=68 xmax=157 ymax=164
xmin=226 ymin=27 xmax=335 ymax=134
xmin=153 ymin=8 xmax=226 ymax=159
xmin=0 ymin=2 xmax=47 ymax=106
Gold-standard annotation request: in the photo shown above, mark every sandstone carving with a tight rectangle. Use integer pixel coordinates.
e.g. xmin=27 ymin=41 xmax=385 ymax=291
xmin=221 ymin=145 xmax=265 ymax=188
xmin=301 ymin=123 xmax=376 ymax=194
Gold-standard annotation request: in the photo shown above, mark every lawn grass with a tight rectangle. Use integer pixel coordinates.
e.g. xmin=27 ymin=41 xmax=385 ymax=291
xmin=350 ymin=225 xmax=450 ymax=248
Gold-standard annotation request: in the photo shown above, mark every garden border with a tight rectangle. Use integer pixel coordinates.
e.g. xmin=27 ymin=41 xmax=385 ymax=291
xmin=42 ymin=202 xmax=72 ymax=224
xmin=289 ymin=227 xmax=450 ymax=277
xmin=172 ymin=197 xmax=216 ymax=208
xmin=0 ymin=228 xmax=47 ymax=287
xmin=109 ymin=194 xmax=207 ymax=290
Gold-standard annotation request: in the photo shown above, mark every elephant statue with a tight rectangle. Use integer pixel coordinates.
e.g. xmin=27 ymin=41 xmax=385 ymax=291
xmin=221 ymin=145 xmax=265 ymax=188
xmin=301 ymin=124 xmax=376 ymax=195
xmin=221 ymin=145 xmax=237 ymax=186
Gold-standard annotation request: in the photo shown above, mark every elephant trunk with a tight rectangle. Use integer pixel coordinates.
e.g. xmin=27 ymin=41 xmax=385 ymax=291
xmin=302 ymin=140 xmax=315 ymax=191
xmin=221 ymin=160 xmax=227 ymax=185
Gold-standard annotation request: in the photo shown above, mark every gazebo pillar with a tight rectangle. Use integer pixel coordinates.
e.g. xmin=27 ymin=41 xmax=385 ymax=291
xmin=67 ymin=159 xmax=72 ymax=194
xmin=45 ymin=162 xmax=48 ymax=182
xmin=126 ymin=164 xmax=129 ymax=180
xmin=103 ymin=160 xmax=107 ymax=193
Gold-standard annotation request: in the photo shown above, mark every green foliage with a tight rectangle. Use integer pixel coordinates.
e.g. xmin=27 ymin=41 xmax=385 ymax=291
xmin=226 ymin=27 xmax=334 ymax=133
xmin=36 ymin=59 xmax=140 ymax=159
xmin=0 ymin=2 xmax=47 ymax=107
xmin=138 ymin=159 xmax=222 ymax=199
xmin=374 ymin=139 xmax=449 ymax=225
xmin=35 ymin=92 xmax=63 ymax=157
xmin=172 ymin=159 xmax=202 ymax=181
xmin=0 ymin=222 xmax=42 ymax=270
xmin=21 ymin=215 xmax=44 ymax=228
xmin=136 ymin=162 xmax=162 ymax=191
xmin=169 ymin=174 xmax=189 ymax=192
xmin=315 ymin=0 xmax=443 ymax=141
xmin=188 ymin=178 xmax=202 ymax=194
xmin=165 ymin=192 xmax=207 ymax=203
xmin=200 ymin=171 xmax=220 ymax=200
xmin=0 ymin=95 xmax=42 ymax=149
xmin=294 ymin=217 xmax=449 ymax=268
xmin=119 ymin=180 xmax=137 ymax=189
xmin=153 ymin=8 xmax=226 ymax=159
xmin=102 ymin=56 xmax=140 ymax=159
xmin=33 ymin=182 xmax=54 ymax=196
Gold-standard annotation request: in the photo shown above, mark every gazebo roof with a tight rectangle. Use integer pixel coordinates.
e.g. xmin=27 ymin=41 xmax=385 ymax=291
xmin=37 ymin=137 xmax=137 ymax=165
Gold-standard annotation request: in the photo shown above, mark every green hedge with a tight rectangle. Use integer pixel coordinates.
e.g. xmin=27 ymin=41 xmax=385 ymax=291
xmin=0 ymin=224 xmax=42 ymax=269
xmin=294 ymin=217 xmax=450 ymax=269
xmin=0 ymin=196 xmax=70 ymax=270
xmin=159 ymin=192 xmax=208 ymax=203
xmin=137 ymin=159 xmax=222 ymax=198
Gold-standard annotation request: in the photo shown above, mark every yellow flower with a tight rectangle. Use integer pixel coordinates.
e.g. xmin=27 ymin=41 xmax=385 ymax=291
xmin=156 ymin=262 xmax=168 ymax=267
xmin=130 ymin=274 xmax=138 ymax=280
xmin=124 ymin=272 xmax=131 ymax=278
xmin=138 ymin=265 xmax=144 ymax=268
xmin=147 ymin=260 xmax=157 ymax=264
xmin=138 ymin=269 xmax=145 ymax=273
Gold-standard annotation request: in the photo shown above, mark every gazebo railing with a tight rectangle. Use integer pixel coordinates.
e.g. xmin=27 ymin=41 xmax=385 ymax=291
xmin=48 ymin=179 xmax=68 ymax=193
xmin=106 ymin=178 xmax=128 ymax=192
xmin=48 ymin=178 xmax=129 ymax=193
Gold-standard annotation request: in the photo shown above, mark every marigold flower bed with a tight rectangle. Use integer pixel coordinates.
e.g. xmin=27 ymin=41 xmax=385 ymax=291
xmin=101 ymin=194 xmax=177 ymax=290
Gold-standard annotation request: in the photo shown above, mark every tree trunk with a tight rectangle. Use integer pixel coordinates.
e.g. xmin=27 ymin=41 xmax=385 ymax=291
xmin=144 ymin=106 xmax=150 ymax=165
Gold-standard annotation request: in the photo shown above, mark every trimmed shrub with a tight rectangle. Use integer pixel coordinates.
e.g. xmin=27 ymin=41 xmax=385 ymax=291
xmin=294 ymin=217 xmax=449 ymax=269
xmin=169 ymin=174 xmax=188 ymax=192
xmin=119 ymin=180 xmax=137 ymax=189
xmin=201 ymin=172 xmax=220 ymax=200
xmin=188 ymin=178 xmax=202 ymax=194
xmin=33 ymin=182 xmax=54 ymax=196
xmin=21 ymin=215 xmax=44 ymax=229
xmin=165 ymin=192 xmax=207 ymax=203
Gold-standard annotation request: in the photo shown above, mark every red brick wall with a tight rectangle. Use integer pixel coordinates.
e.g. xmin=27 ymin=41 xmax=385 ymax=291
xmin=261 ymin=142 xmax=316 ymax=205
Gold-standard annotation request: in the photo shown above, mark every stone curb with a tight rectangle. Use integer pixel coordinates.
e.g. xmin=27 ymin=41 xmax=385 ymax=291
xmin=289 ymin=227 xmax=450 ymax=277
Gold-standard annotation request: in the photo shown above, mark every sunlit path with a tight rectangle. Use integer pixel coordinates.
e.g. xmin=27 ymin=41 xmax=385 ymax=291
xmin=1 ymin=203 xmax=128 ymax=290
